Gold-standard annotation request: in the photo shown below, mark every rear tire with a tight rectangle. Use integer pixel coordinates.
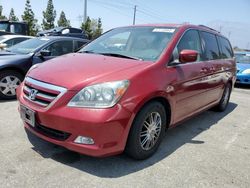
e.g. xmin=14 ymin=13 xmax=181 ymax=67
xmin=125 ymin=102 xmax=167 ymax=160
xmin=214 ymin=83 xmax=232 ymax=112
xmin=0 ymin=70 xmax=23 ymax=100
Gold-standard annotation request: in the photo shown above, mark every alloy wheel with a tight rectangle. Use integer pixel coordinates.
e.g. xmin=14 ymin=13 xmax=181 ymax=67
xmin=140 ymin=112 xmax=162 ymax=151
xmin=0 ymin=76 xmax=21 ymax=96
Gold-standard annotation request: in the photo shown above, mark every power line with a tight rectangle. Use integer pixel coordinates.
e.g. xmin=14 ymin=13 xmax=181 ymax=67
xmin=89 ymin=0 xmax=148 ymax=24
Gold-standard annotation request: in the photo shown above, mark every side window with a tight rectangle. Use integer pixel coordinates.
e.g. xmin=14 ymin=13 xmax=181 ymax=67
xmin=172 ymin=29 xmax=202 ymax=62
xmin=218 ymin=36 xmax=233 ymax=59
xmin=44 ymin=40 xmax=73 ymax=56
xmin=4 ymin=39 xmax=15 ymax=47
xmin=13 ymin=38 xmax=28 ymax=45
xmin=70 ymin=28 xmax=82 ymax=33
xmin=75 ymin=41 xmax=87 ymax=51
xmin=200 ymin=32 xmax=220 ymax=60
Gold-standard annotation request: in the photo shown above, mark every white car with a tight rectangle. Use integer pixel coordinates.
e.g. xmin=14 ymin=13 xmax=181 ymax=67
xmin=0 ymin=35 xmax=33 ymax=49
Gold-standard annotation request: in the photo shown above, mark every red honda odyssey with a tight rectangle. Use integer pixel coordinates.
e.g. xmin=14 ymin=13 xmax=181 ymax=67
xmin=17 ymin=24 xmax=236 ymax=159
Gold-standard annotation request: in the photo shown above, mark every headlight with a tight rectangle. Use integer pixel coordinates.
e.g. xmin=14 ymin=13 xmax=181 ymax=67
xmin=68 ymin=80 xmax=130 ymax=108
xmin=242 ymin=69 xmax=250 ymax=74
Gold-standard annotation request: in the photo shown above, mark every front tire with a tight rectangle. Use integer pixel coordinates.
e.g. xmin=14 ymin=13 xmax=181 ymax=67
xmin=125 ymin=102 xmax=167 ymax=160
xmin=0 ymin=70 xmax=23 ymax=100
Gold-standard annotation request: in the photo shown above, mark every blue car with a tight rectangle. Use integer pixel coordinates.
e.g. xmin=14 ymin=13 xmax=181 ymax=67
xmin=235 ymin=51 xmax=250 ymax=85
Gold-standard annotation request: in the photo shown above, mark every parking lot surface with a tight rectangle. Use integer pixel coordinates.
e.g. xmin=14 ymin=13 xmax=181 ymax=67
xmin=0 ymin=87 xmax=250 ymax=188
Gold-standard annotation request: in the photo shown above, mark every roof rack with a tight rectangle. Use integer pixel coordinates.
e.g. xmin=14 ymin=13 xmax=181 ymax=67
xmin=198 ymin=25 xmax=220 ymax=33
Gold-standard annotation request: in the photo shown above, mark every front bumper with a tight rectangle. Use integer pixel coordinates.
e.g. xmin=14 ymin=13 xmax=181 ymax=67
xmin=236 ymin=73 xmax=250 ymax=85
xmin=17 ymin=83 xmax=134 ymax=157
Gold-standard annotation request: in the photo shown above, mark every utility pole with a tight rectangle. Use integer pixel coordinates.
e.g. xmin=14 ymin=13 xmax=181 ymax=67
xmin=84 ymin=0 xmax=87 ymax=23
xmin=219 ymin=25 xmax=223 ymax=33
xmin=133 ymin=5 xmax=137 ymax=25
xmin=228 ymin=31 xmax=231 ymax=40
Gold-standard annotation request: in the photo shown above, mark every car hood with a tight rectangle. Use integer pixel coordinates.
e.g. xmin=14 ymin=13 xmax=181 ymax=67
xmin=237 ymin=63 xmax=250 ymax=71
xmin=0 ymin=53 xmax=31 ymax=64
xmin=28 ymin=53 xmax=153 ymax=90
xmin=0 ymin=50 xmax=18 ymax=56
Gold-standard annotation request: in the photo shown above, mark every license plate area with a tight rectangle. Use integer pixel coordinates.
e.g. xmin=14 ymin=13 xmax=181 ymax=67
xmin=20 ymin=105 xmax=35 ymax=127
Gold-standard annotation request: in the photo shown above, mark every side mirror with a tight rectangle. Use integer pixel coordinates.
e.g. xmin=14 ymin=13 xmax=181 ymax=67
xmin=62 ymin=29 xmax=70 ymax=35
xmin=179 ymin=49 xmax=198 ymax=63
xmin=39 ymin=50 xmax=51 ymax=57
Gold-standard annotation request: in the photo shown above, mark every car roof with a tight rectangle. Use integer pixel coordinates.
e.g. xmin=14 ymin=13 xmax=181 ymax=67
xmin=1 ymin=35 xmax=34 ymax=39
xmin=116 ymin=23 xmax=224 ymax=38
xmin=36 ymin=36 xmax=89 ymax=41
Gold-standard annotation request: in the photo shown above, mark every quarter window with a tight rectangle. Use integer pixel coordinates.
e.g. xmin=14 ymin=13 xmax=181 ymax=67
xmin=200 ymin=32 xmax=220 ymax=60
xmin=218 ymin=36 xmax=233 ymax=58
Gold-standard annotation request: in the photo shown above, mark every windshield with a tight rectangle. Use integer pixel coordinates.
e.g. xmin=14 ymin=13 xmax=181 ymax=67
xmin=6 ymin=38 xmax=50 ymax=54
xmin=79 ymin=26 xmax=176 ymax=61
xmin=235 ymin=53 xmax=250 ymax=64
xmin=0 ymin=23 xmax=8 ymax=31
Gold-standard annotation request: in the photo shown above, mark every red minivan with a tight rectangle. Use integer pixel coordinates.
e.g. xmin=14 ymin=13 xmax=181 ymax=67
xmin=17 ymin=24 xmax=236 ymax=159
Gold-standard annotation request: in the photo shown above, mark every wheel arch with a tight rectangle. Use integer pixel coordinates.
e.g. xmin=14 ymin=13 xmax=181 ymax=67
xmin=0 ymin=67 xmax=26 ymax=77
xmin=133 ymin=94 xmax=173 ymax=130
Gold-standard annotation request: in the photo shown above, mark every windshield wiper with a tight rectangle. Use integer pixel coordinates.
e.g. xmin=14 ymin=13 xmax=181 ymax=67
xmin=79 ymin=50 xmax=96 ymax=54
xmin=5 ymin=49 xmax=11 ymax=52
xmin=99 ymin=53 xmax=143 ymax=61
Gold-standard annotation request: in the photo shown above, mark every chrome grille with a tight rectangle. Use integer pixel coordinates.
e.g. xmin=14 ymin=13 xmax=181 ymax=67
xmin=23 ymin=77 xmax=67 ymax=108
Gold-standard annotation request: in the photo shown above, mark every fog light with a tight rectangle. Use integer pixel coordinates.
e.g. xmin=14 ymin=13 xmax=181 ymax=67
xmin=74 ymin=136 xmax=94 ymax=145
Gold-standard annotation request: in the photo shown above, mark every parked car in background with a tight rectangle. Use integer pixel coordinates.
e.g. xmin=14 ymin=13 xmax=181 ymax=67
xmin=0 ymin=35 xmax=33 ymax=49
xmin=17 ymin=24 xmax=236 ymax=160
xmin=235 ymin=51 xmax=250 ymax=85
xmin=0 ymin=36 xmax=89 ymax=99
xmin=0 ymin=20 xmax=29 ymax=36
xmin=37 ymin=27 xmax=88 ymax=39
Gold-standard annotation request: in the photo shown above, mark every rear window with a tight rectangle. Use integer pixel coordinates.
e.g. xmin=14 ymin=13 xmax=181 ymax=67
xmin=200 ymin=31 xmax=220 ymax=60
xmin=218 ymin=36 xmax=233 ymax=59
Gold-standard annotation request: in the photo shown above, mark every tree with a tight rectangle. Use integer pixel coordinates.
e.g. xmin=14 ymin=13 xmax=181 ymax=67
xmin=9 ymin=8 xmax=19 ymax=21
xmin=0 ymin=6 xmax=7 ymax=20
xmin=93 ymin=18 xmax=103 ymax=39
xmin=81 ymin=16 xmax=92 ymax=39
xmin=57 ymin=11 xmax=70 ymax=27
xmin=81 ymin=17 xmax=103 ymax=40
xmin=42 ymin=0 xmax=56 ymax=30
xmin=22 ymin=0 xmax=39 ymax=36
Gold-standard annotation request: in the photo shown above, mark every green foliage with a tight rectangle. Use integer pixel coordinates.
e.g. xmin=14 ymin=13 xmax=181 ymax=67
xmin=57 ymin=11 xmax=70 ymax=27
xmin=93 ymin=18 xmax=103 ymax=39
xmin=9 ymin=8 xmax=19 ymax=21
xmin=22 ymin=0 xmax=39 ymax=36
xmin=42 ymin=0 xmax=56 ymax=30
xmin=81 ymin=17 xmax=103 ymax=40
xmin=0 ymin=5 xmax=7 ymax=20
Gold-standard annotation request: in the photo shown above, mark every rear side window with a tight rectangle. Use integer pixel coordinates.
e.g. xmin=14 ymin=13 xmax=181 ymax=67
xmin=200 ymin=32 xmax=220 ymax=60
xmin=218 ymin=36 xmax=233 ymax=58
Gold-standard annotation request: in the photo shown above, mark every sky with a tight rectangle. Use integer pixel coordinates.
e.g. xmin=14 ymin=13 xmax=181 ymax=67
xmin=1 ymin=0 xmax=250 ymax=49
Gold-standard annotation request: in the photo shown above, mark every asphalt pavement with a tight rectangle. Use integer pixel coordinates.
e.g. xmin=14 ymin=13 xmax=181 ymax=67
xmin=0 ymin=86 xmax=250 ymax=188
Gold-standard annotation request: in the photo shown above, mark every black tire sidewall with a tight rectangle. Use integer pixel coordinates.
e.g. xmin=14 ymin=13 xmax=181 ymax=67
xmin=126 ymin=102 xmax=167 ymax=160
xmin=217 ymin=83 xmax=232 ymax=111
